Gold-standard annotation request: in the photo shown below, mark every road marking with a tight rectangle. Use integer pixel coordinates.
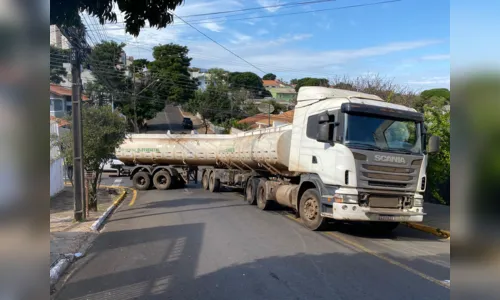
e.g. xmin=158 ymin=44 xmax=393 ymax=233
xmin=283 ymin=214 xmax=450 ymax=289
xmin=128 ymin=189 xmax=137 ymax=206
xmin=111 ymin=178 xmax=122 ymax=187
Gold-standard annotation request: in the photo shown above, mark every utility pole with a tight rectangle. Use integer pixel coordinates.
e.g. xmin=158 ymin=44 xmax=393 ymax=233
xmin=70 ymin=39 xmax=85 ymax=221
xmin=133 ymin=64 xmax=139 ymax=133
xmin=268 ymin=102 xmax=271 ymax=128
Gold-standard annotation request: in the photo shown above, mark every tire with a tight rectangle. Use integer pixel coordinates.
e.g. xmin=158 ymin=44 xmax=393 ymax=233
xmin=153 ymin=170 xmax=172 ymax=190
xmin=202 ymin=171 xmax=210 ymax=190
xmin=370 ymin=222 xmax=399 ymax=233
xmin=256 ymin=179 xmax=271 ymax=210
xmin=299 ymin=188 xmax=327 ymax=231
xmin=244 ymin=178 xmax=257 ymax=205
xmin=133 ymin=171 xmax=151 ymax=191
xmin=208 ymin=171 xmax=220 ymax=193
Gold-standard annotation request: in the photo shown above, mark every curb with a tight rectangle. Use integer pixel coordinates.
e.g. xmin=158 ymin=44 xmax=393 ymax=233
xmin=403 ymin=222 xmax=450 ymax=239
xmin=50 ymin=189 xmax=128 ymax=291
xmin=90 ymin=188 xmax=127 ymax=231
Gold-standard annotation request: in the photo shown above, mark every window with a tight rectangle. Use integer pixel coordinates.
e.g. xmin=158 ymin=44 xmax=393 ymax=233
xmin=52 ymin=99 xmax=63 ymax=111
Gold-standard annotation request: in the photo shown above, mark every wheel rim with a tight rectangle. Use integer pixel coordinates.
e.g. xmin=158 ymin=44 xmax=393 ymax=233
xmin=258 ymin=188 xmax=265 ymax=204
xmin=303 ymin=198 xmax=318 ymax=220
xmin=158 ymin=175 xmax=166 ymax=184
xmin=139 ymin=176 xmax=146 ymax=186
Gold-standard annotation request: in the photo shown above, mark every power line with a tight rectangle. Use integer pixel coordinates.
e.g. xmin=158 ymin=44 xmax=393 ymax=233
xmin=180 ymin=0 xmax=337 ymax=18
xmin=170 ymin=12 xmax=267 ymax=75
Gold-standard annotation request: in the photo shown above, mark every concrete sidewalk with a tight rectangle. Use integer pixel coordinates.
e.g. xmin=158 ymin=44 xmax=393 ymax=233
xmin=50 ymin=186 xmax=122 ymax=267
xmin=422 ymin=202 xmax=450 ymax=232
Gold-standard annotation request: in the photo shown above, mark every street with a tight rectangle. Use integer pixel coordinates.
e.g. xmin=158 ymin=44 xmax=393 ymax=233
xmin=55 ymin=177 xmax=449 ymax=300
xmin=146 ymin=104 xmax=193 ymax=134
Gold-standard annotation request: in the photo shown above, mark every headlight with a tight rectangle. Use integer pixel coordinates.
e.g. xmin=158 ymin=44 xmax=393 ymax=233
xmin=413 ymin=198 xmax=423 ymax=207
xmin=333 ymin=194 xmax=358 ymax=204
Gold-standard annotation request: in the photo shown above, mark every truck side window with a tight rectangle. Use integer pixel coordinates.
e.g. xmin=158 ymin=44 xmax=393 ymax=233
xmin=306 ymin=114 xmax=320 ymax=139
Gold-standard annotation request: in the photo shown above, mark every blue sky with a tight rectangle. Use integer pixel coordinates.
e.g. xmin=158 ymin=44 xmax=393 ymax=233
xmin=86 ymin=0 xmax=450 ymax=91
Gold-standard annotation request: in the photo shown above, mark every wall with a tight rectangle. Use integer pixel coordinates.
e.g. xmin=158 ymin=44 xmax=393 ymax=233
xmin=195 ymin=112 xmax=225 ymax=133
xmin=50 ymin=121 xmax=65 ymax=196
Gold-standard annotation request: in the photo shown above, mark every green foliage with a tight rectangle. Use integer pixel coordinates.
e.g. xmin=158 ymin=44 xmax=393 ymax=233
xmin=87 ymin=41 xmax=128 ymax=91
xmin=149 ymin=43 xmax=197 ymax=105
xmin=228 ymin=72 xmax=269 ymax=98
xmin=290 ymin=78 xmax=298 ymax=85
xmin=263 ymin=73 xmax=277 ymax=80
xmin=414 ymin=88 xmax=450 ymax=112
xmin=50 ymin=46 xmax=70 ymax=84
xmin=51 ymin=0 xmax=184 ymax=36
xmin=232 ymin=120 xmax=252 ymax=131
xmin=51 ymin=105 xmax=127 ymax=211
xmin=294 ymin=77 xmax=329 ymax=92
xmin=424 ymin=97 xmax=450 ymax=204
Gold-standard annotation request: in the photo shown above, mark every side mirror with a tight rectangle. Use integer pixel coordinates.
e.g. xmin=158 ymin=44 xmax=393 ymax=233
xmin=316 ymin=111 xmax=335 ymax=144
xmin=317 ymin=123 xmax=331 ymax=143
xmin=427 ymin=135 xmax=440 ymax=154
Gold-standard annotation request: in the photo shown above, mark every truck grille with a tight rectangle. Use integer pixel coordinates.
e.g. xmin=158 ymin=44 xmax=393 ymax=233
xmin=352 ymin=151 xmax=422 ymax=192
xmin=368 ymin=195 xmax=401 ymax=208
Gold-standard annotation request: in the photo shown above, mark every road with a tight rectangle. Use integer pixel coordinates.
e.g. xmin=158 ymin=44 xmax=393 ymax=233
xmin=146 ymin=104 xmax=192 ymax=134
xmin=55 ymin=180 xmax=450 ymax=300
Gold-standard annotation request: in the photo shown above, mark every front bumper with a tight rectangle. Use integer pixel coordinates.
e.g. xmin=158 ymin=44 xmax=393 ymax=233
xmin=323 ymin=203 xmax=425 ymax=222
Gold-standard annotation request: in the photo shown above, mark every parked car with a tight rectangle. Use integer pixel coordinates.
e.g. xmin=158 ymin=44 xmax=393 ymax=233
xmin=182 ymin=117 xmax=193 ymax=129
xmin=101 ymin=155 xmax=124 ymax=172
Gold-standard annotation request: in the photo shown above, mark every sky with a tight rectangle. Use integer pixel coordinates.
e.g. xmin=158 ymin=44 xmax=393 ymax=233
xmin=82 ymin=0 xmax=450 ymax=92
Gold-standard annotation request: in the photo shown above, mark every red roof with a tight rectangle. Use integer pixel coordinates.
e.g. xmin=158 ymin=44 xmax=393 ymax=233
xmin=238 ymin=110 xmax=294 ymax=126
xmin=262 ymin=80 xmax=279 ymax=87
xmin=50 ymin=115 xmax=70 ymax=127
xmin=50 ymin=84 xmax=89 ymax=100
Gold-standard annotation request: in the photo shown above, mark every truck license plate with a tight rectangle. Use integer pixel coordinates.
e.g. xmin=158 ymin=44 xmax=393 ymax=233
xmin=378 ymin=215 xmax=401 ymax=221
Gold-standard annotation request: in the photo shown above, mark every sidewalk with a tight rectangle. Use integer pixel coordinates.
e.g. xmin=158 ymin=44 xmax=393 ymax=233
xmin=50 ymin=186 xmax=123 ymax=267
xmin=422 ymin=202 xmax=450 ymax=232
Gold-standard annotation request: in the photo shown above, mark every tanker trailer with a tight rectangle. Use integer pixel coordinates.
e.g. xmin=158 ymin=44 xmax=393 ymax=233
xmin=116 ymin=86 xmax=441 ymax=231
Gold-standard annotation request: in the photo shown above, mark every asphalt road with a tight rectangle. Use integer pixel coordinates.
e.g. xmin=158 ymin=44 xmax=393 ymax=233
xmin=146 ymin=104 xmax=193 ymax=134
xmin=55 ymin=183 xmax=450 ymax=300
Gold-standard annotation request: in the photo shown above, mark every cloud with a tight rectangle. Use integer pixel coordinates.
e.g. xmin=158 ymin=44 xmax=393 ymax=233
xmin=257 ymin=29 xmax=269 ymax=35
xmin=407 ymin=76 xmax=450 ymax=85
xmin=200 ymin=22 xmax=224 ymax=32
xmin=421 ymin=54 xmax=450 ymax=60
xmin=229 ymin=32 xmax=253 ymax=44
xmin=257 ymin=0 xmax=282 ymax=13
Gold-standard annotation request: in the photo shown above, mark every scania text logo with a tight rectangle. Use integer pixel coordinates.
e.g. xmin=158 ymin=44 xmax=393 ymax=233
xmin=374 ymin=155 xmax=406 ymax=164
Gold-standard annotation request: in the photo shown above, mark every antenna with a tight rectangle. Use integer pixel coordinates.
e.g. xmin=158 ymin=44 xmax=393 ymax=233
xmin=257 ymin=102 xmax=275 ymax=127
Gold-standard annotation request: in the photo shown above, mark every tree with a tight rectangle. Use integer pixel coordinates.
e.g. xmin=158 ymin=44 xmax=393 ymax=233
xmin=263 ymin=73 xmax=277 ymax=80
xmin=424 ymin=96 xmax=450 ymax=205
xmin=414 ymin=88 xmax=450 ymax=112
xmin=294 ymin=77 xmax=329 ymax=92
xmin=149 ymin=43 xmax=198 ymax=106
xmin=290 ymin=78 xmax=298 ymax=85
xmin=228 ymin=72 xmax=269 ymax=98
xmin=51 ymin=105 xmax=127 ymax=212
xmin=51 ymin=0 xmax=185 ymax=36
xmin=50 ymin=46 xmax=70 ymax=84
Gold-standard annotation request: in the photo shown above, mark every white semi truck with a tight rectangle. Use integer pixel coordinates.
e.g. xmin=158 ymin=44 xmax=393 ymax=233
xmin=115 ymin=87 xmax=440 ymax=231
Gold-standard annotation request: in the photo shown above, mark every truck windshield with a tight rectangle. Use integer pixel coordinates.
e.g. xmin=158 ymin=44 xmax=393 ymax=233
xmin=344 ymin=114 xmax=422 ymax=154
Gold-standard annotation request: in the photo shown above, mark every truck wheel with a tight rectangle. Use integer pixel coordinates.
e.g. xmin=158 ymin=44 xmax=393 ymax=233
xmin=133 ymin=171 xmax=151 ymax=191
xmin=299 ymin=189 xmax=326 ymax=231
xmin=370 ymin=222 xmax=399 ymax=233
xmin=256 ymin=179 xmax=271 ymax=210
xmin=209 ymin=171 xmax=220 ymax=193
xmin=153 ymin=171 xmax=172 ymax=190
xmin=202 ymin=171 xmax=210 ymax=190
xmin=244 ymin=178 xmax=257 ymax=205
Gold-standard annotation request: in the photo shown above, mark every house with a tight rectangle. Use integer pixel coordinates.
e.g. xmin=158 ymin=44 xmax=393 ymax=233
xmin=190 ymin=70 xmax=212 ymax=91
xmin=263 ymin=80 xmax=283 ymax=88
xmin=237 ymin=110 xmax=294 ymax=129
xmin=267 ymin=87 xmax=297 ymax=103
xmin=50 ymin=84 xmax=89 ymax=118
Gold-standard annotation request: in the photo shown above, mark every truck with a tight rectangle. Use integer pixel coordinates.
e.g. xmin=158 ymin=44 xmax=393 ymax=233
xmin=115 ymin=87 xmax=440 ymax=231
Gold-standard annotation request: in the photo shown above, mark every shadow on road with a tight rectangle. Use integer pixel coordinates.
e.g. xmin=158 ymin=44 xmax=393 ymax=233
xmin=56 ymin=222 xmax=449 ymax=300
